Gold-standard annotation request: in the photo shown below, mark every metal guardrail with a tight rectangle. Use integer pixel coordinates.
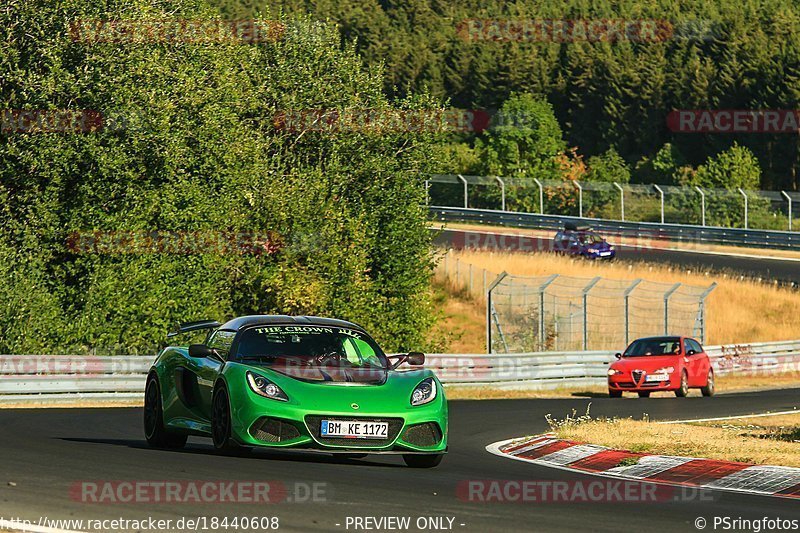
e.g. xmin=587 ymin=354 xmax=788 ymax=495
xmin=426 ymin=340 xmax=800 ymax=389
xmin=0 ymin=340 xmax=797 ymax=402
xmin=429 ymin=206 xmax=800 ymax=251
xmin=0 ymin=355 xmax=152 ymax=404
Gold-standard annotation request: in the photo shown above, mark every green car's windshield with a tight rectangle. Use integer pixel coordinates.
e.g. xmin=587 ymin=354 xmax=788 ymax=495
xmin=624 ymin=337 xmax=682 ymax=357
xmin=235 ymin=325 xmax=389 ymax=371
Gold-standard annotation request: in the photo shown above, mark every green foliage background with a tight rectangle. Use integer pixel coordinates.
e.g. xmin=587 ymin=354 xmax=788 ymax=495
xmin=0 ymin=0 xmax=445 ymax=354
xmin=214 ymin=0 xmax=800 ymax=192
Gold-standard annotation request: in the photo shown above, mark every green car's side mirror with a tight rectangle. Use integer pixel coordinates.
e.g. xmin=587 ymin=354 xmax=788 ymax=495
xmin=189 ymin=344 xmax=214 ymax=358
xmin=406 ymin=352 xmax=425 ymax=366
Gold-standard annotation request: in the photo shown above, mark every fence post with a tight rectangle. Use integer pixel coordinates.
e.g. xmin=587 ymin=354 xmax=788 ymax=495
xmin=782 ymin=191 xmax=792 ymax=231
xmin=698 ymin=282 xmax=717 ymax=344
xmin=486 ymin=272 xmax=509 ymax=353
xmin=576 ymin=181 xmax=583 ymax=218
xmin=653 ymin=184 xmax=665 ymax=224
xmin=581 ymin=277 xmax=602 ymax=350
xmin=457 ymin=174 xmax=468 ymax=208
xmin=738 ymin=188 xmax=748 ymax=229
xmin=614 ymin=182 xmax=625 ymax=221
xmin=455 ymin=257 xmax=460 ymax=287
xmin=663 ymin=283 xmax=681 ymax=335
xmin=495 ymin=176 xmax=506 ymax=211
xmin=538 ymin=275 xmax=559 ymax=351
xmin=468 ymin=263 xmax=473 ymax=294
xmin=623 ymin=279 xmax=643 ymax=346
xmin=695 ymin=186 xmax=706 ymax=226
xmin=533 ymin=178 xmax=544 ymax=214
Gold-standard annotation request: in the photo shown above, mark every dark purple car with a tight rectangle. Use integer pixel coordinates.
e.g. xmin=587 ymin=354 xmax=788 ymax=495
xmin=553 ymin=224 xmax=616 ymax=260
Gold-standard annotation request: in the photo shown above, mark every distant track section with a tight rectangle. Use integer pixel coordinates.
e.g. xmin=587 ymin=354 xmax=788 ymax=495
xmin=433 ymin=227 xmax=800 ymax=286
xmin=429 ymin=206 xmax=800 ymax=251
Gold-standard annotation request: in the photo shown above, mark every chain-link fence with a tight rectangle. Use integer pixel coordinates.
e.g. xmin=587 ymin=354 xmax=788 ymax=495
xmin=427 ymin=174 xmax=800 ymax=232
xmin=437 ymin=251 xmax=716 ymax=353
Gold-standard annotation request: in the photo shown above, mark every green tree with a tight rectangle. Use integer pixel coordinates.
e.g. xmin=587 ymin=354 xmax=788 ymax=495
xmin=0 ymin=0 xmax=444 ymax=353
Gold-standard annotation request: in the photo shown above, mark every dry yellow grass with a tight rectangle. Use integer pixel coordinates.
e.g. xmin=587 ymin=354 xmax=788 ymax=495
xmin=426 ymin=281 xmax=486 ymax=354
xmin=553 ymin=415 xmax=800 ymax=467
xmin=445 ymin=249 xmax=800 ymax=346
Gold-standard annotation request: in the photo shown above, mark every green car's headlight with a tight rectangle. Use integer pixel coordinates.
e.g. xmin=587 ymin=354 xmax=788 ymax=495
xmin=411 ymin=377 xmax=437 ymax=406
xmin=246 ymin=371 xmax=289 ymax=402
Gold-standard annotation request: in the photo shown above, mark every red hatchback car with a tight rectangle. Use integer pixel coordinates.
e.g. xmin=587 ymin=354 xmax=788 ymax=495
xmin=607 ymin=336 xmax=715 ymax=398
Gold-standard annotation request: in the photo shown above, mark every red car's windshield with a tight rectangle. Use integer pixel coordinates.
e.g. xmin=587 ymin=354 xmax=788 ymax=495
xmin=624 ymin=337 xmax=682 ymax=357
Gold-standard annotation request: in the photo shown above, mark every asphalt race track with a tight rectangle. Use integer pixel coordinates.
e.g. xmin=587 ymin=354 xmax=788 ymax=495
xmin=2 ymin=389 xmax=799 ymax=532
xmin=434 ymin=228 xmax=800 ymax=285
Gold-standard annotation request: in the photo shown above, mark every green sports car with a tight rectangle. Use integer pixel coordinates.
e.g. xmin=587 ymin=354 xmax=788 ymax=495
xmin=144 ymin=315 xmax=447 ymax=468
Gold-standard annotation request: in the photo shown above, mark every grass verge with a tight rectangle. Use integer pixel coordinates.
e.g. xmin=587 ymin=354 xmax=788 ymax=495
xmin=549 ymin=410 xmax=800 ymax=467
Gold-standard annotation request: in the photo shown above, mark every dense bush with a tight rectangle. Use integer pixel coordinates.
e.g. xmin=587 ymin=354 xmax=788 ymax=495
xmin=0 ymin=0 xmax=446 ymax=354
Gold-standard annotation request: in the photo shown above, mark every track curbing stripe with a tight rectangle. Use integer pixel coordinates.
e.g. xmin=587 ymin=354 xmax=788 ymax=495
xmin=487 ymin=435 xmax=800 ymax=500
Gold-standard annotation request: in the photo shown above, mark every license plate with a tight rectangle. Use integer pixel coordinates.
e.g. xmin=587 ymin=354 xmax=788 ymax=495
xmin=320 ymin=420 xmax=389 ymax=439
xmin=645 ymin=374 xmax=669 ymax=382
xmin=600 ymin=251 xmax=612 ymax=257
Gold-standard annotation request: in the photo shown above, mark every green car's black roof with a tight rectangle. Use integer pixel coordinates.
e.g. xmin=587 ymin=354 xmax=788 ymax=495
xmin=219 ymin=315 xmax=366 ymax=332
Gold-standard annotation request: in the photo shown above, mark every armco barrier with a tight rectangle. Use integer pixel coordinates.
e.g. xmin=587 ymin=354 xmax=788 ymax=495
xmin=429 ymin=206 xmax=800 ymax=251
xmin=0 ymin=355 xmax=152 ymax=405
xmin=0 ymin=340 xmax=798 ymax=403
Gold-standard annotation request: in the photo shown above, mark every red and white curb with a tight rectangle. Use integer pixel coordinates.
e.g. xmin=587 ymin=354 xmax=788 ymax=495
xmin=486 ymin=434 xmax=800 ymax=500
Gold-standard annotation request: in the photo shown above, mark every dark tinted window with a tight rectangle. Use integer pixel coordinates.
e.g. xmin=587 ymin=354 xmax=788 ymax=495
xmin=624 ymin=337 xmax=682 ymax=357
xmin=234 ymin=325 xmax=387 ymax=369
xmin=686 ymin=339 xmax=704 ymax=354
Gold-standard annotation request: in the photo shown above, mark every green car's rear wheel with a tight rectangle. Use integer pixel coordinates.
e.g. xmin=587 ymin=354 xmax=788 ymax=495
xmin=144 ymin=374 xmax=187 ymax=448
xmin=403 ymin=454 xmax=443 ymax=468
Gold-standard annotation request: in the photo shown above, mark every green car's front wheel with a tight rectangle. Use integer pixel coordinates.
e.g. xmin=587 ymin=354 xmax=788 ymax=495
xmin=403 ymin=454 xmax=443 ymax=468
xmin=212 ymin=384 xmax=248 ymax=455
xmin=144 ymin=374 xmax=187 ymax=449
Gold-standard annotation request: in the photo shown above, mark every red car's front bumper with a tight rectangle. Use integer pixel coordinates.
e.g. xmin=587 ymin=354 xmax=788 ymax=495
xmin=608 ymin=372 xmax=680 ymax=392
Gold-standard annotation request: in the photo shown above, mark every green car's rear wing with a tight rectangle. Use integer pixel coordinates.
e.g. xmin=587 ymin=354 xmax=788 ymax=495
xmin=167 ymin=320 xmax=222 ymax=338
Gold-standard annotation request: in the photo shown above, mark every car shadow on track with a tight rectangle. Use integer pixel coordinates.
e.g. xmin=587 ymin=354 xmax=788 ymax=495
xmin=58 ymin=437 xmax=406 ymax=468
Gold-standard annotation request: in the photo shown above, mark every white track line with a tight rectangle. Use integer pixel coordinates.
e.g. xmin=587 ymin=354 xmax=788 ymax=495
xmin=659 ymin=408 xmax=800 ymax=424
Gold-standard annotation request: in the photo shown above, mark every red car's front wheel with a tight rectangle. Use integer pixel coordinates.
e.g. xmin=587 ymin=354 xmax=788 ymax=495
xmin=674 ymin=371 xmax=689 ymax=397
